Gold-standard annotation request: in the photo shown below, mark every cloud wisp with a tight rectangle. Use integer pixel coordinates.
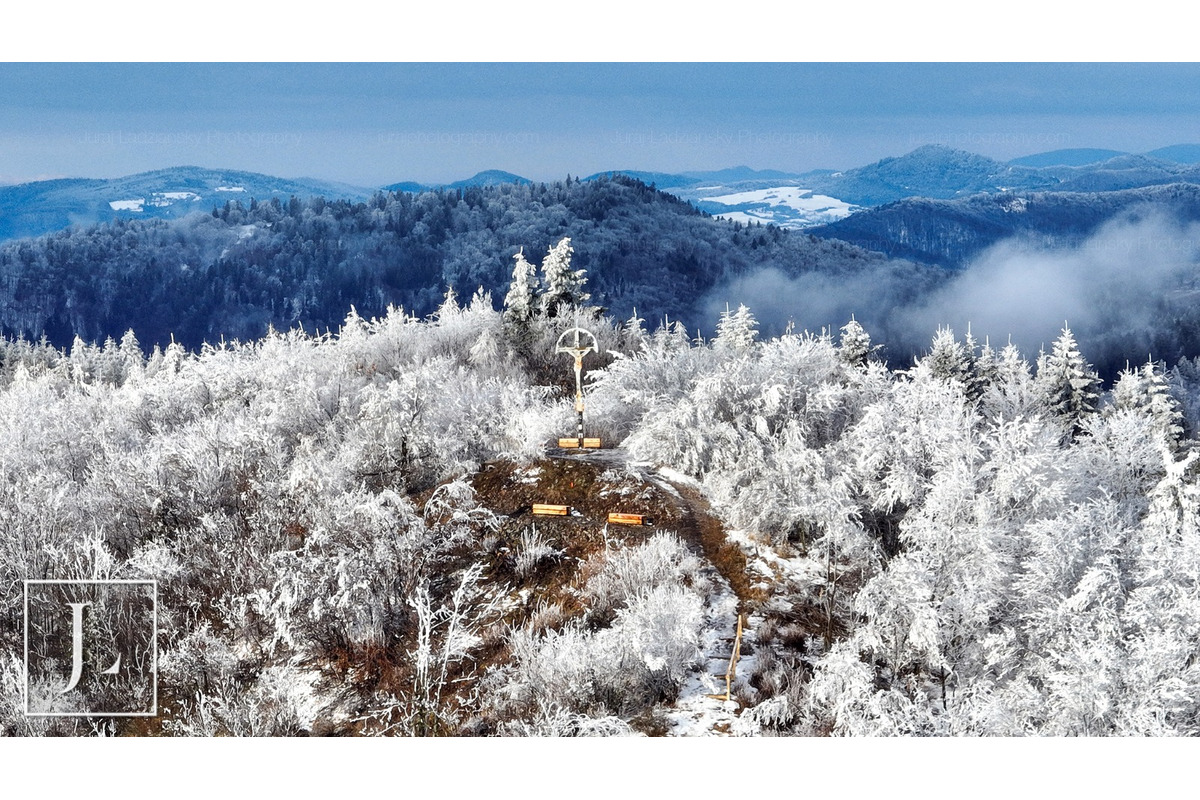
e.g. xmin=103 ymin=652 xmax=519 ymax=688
xmin=702 ymin=210 xmax=1200 ymax=376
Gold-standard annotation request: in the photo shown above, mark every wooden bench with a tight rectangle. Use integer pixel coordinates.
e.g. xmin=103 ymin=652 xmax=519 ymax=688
xmin=558 ymin=437 xmax=602 ymax=449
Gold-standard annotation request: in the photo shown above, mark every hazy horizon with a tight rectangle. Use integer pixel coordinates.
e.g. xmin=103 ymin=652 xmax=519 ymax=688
xmin=4 ymin=64 xmax=1200 ymax=187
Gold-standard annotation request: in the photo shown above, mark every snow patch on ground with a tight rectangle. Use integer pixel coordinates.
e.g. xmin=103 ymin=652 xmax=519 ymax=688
xmin=515 ymin=466 xmax=542 ymax=485
xmin=146 ymin=192 xmax=202 ymax=208
xmin=725 ymin=525 xmax=825 ymax=593
xmin=282 ymin=660 xmax=324 ymax=730
xmin=216 ymin=186 xmax=247 ymax=192
xmin=651 ymin=466 xmax=700 ymax=493
xmin=109 ymin=199 xmax=144 ymax=211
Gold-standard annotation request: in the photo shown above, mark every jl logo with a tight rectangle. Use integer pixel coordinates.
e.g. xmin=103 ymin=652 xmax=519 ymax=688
xmin=62 ymin=602 xmax=122 ymax=693
xmin=24 ymin=580 xmax=157 ymax=717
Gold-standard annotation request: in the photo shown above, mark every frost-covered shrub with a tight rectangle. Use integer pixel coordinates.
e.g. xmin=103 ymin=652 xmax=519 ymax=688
xmin=503 ymin=582 xmax=703 ymax=718
xmin=263 ymin=489 xmax=427 ymax=654
xmin=496 ymin=535 xmax=706 ymax=720
xmin=514 ymin=524 xmax=563 ymax=579
xmin=583 ymin=532 xmax=706 ymax=617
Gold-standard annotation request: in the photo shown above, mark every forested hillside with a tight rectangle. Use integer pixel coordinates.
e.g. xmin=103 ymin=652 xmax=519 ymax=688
xmin=0 ymin=175 xmax=926 ymax=351
xmin=810 ymin=182 xmax=1200 ymax=268
xmin=4 ymin=275 xmax=1200 ymax=736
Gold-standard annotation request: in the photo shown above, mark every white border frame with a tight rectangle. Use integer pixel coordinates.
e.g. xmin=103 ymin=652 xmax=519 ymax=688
xmin=23 ymin=579 xmax=158 ymax=718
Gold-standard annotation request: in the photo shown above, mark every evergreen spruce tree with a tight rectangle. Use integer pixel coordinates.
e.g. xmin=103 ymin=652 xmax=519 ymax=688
xmin=539 ymin=237 xmax=588 ymax=318
xmin=502 ymin=248 xmax=540 ymax=351
xmin=624 ymin=307 xmax=647 ymax=352
xmin=434 ymin=286 xmax=460 ymax=324
xmin=1141 ymin=361 xmax=1186 ymax=448
xmin=1037 ymin=325 xmax=1101 ymax=436
xmin=837 ymin=317 xmax=874 ymax=369
xmin=924 ymin=327 xmax=971 ymax=387
xmin=973 ymin=337 xmax=1000 ymax=399
xmin=1110 ymin=362 xmax=1145 ymax=413
xmin=714 ymin=303 xmax=758 ymax=353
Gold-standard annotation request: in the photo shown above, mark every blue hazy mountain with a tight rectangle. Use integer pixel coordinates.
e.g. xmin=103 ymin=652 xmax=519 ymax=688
xmin=583 ymin=171 xmax=701 ymax=189
xmin=800 ymin=145 xmax=1055 ymax=207
xmin=1146 ymin=144 xmax=1200 ymax=164
xmin=1010 ymin=145 xmax=1200 ymax=167
xmin=0 ymin=166 xmax=374 ymax=241
xmin=1008 ymin=149 xmax=1130 ymax=167
xmin=681 ymin=166 xmax=803 ymax=183
xmin=382 ymin=170 xmax=533 ymax=194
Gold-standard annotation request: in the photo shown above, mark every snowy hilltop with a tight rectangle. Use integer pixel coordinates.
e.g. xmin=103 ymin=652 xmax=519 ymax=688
xmin=5 ymin=242 xmax=1200 ymax=736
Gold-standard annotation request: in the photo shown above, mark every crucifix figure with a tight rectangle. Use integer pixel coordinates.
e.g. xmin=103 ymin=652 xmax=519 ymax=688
xmin=555 ymin=326 xmax=598 ymax=447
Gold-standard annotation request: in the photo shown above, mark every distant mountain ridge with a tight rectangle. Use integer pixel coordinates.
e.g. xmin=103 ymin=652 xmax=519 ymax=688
xmin=382 ymin=169 xmax=533 ymax=193
xmin=1008 ymin=145 xmax=1200 ymax=167
xmin=591 ymin=145 xmax=1200 ymax=230
xmin=7 ymin=143 xmax=1200 ymax=243
xmin=0 ymin=166 xmax=374 ymax=242
xmin=1008 ymin=149 xmax=1131 ymax=168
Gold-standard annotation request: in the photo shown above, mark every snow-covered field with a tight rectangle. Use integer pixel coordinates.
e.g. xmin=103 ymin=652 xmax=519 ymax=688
xmin=697 ymin=186 xmax=858 ymax=228
xmin=110 ymin=191 xmax=202 ymax=212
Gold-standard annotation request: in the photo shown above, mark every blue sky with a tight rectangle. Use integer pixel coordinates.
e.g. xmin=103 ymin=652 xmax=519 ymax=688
xmin=3 ymin=63 xmax=1200 ymax=187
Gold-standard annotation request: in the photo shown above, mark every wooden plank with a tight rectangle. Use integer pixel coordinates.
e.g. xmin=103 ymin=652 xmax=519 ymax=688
xmin=607 ymin=512 xmax=649 ymax=526
xmin=532 ymin=503 xmax=570 ymax=516
xmin=557 ymin=437 xmax=602 ymax=449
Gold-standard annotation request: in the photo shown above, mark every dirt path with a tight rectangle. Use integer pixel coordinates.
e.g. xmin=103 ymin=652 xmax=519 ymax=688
xmin=649 ymin=476 xmax=759 ymax=613
xmin=547 ymin=448 xmax=760 ymax=735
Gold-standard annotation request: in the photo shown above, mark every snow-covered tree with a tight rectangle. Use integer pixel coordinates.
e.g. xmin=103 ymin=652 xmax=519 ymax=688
xmin=837 ymin=317 xmax=874 ymax=369
xmin=714 ymin=303 xmax=758 ymax=353
xmin=1108 ymin=361 xmax=1184 ymax=448
xmin=1139 ymin=361 xmax=1185 ymax=447
xmin=539 ymin=237 xmax=588 ymax=317
xmin=503 ymin=247 xmax=540 ymax=338
xmin=923 ymin=326 xmax=971 ymax=388
xmin=1036 ymin=326 xmax=1101 ymax=436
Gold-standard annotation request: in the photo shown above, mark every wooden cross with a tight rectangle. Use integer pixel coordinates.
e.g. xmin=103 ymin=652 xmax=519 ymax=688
xmin=555 ymin=326 xmax=598 ymax=447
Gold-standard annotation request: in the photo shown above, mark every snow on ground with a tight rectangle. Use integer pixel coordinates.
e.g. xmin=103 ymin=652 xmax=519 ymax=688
xmin=277 ymin=659 xmax=324 ymax=730
xmin=148 ymin=191 xmax=202 ymax=207
xmin=724 ymin=525 xmax=825 ymax=593
xmin=515 ymin=466 xmax=542 ymax=484
xmin=651 ymin=466 xmax=699 ymax=493
xmin=109 ymin=199 xmax=144 ymax=211
xmin=665 ymin=583 xmax=757 ymax=736
xmin=215 ymin=186 xmax=247 ymax=192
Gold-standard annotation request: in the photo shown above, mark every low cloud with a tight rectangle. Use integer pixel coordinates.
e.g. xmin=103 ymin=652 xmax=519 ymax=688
xmin=700 ymin=210 xmax=1200 ymax=376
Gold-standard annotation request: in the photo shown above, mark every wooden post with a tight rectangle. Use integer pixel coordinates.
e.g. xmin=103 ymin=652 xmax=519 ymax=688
xmin=707 ymin=613 xmax=745 ymax=703
xmin=723 ymin=614 xmax=744 ymax=702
